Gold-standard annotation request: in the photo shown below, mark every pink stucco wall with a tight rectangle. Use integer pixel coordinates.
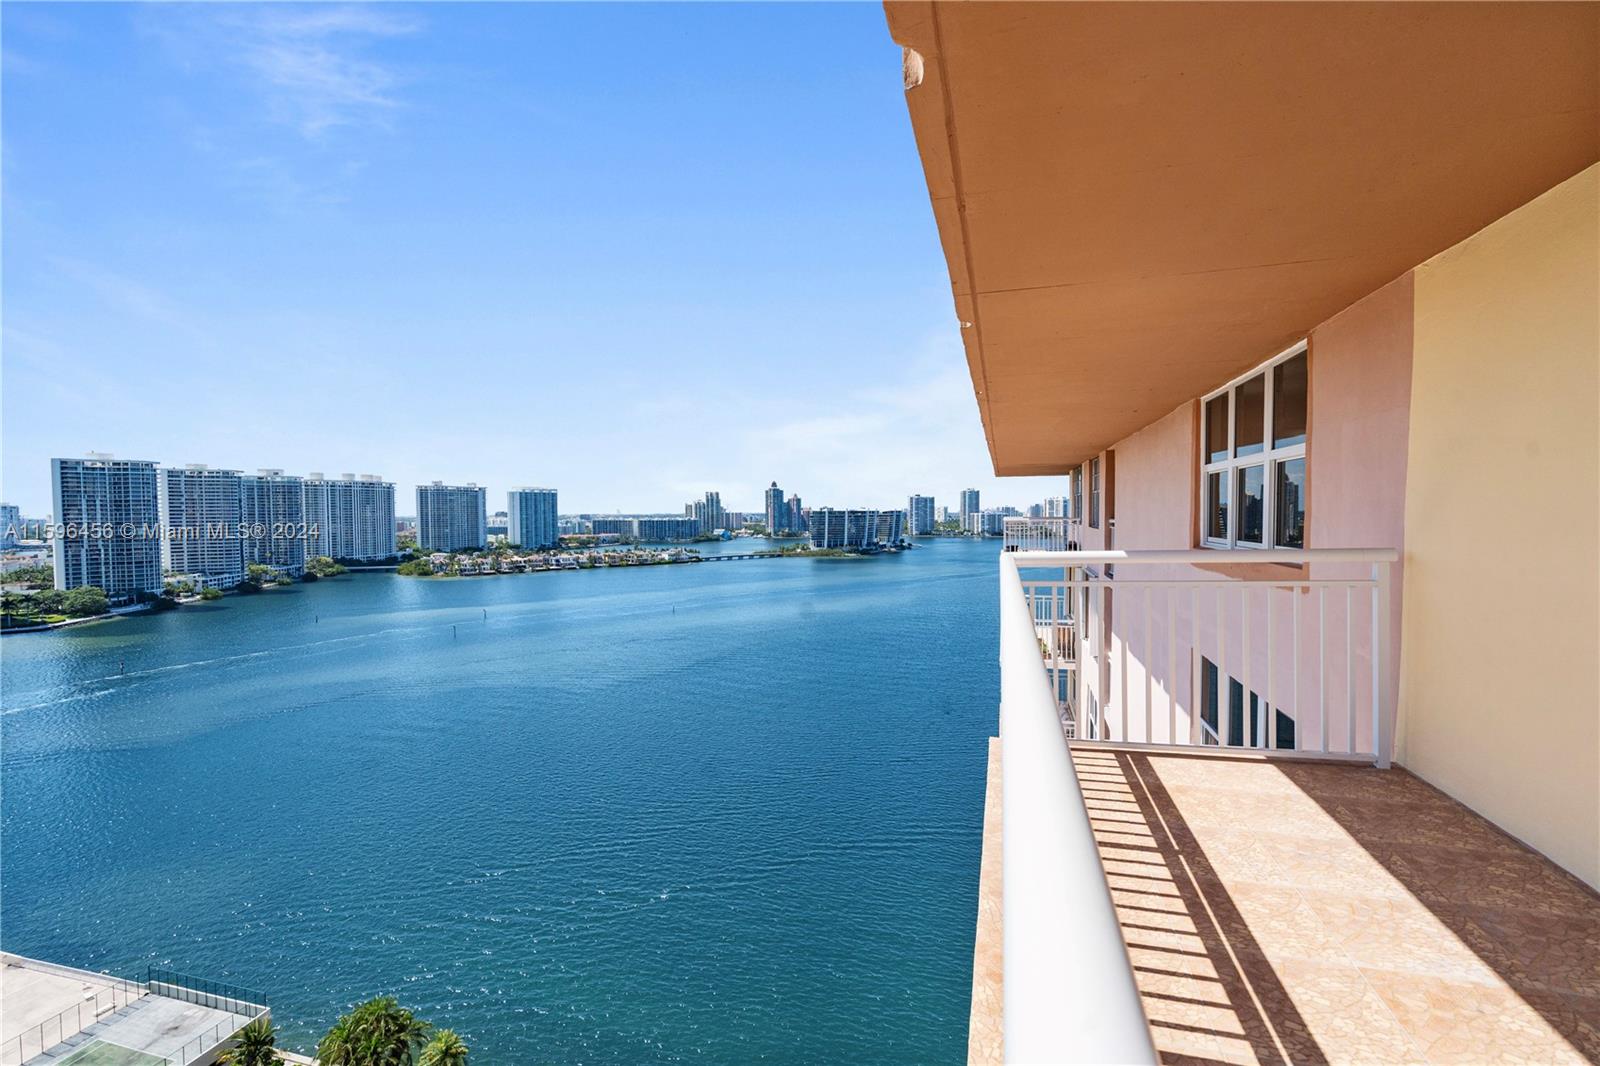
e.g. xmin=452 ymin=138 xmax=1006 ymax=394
xmin=1079 ymin=276 xmax=1414 ymax=757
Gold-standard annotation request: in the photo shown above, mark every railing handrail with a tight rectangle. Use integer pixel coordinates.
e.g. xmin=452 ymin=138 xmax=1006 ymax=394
xmin=998 ymin=553 xmax=1157 ymax=1064
xmin=1010 ymin=547 xmax=1397 ymax=566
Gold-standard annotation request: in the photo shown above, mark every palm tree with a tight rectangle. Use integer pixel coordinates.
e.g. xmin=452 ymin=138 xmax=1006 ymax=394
xmin=220 ymin=1018 xmax=283 ymax=1066
xmin=317 ymin=996 xmax=432 ymax=1066
xmin=418 ymin=1030 xmax=468 ymax=1066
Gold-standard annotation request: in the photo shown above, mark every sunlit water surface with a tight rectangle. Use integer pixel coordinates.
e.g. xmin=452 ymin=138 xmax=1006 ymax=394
xmin=1 ymin=538 xmax=998 ymax=1063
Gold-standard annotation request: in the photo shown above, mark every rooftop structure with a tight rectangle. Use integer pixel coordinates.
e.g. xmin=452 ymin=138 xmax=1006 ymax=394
xmin=0 ymin=954 xmax=267 ymax=1066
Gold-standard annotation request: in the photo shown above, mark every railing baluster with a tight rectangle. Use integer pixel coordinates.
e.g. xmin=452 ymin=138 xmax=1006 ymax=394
xmin=1240 ymin=584 xmax=1251 ymax=748
xmin=1096 ymin=580 xmax=1107 ymax=741
xmin=1346 ymin=586 xmax=1355 ymax=754
xmin=1215 ymin=583 xmax=1225 ymax=746
xmin=1319 ymin=587 xmax=1328 ymax=752
xmin=1267 ymin=585 xmax=1276 ymax=750
xmin=1143 ymin=585 xmax=1152 ymax=743
xmin=1292 ymin=587 xmax=1301 ymax=751
xmin=1167 ymin=588 xmax=1177 ymax=745
xmin=1189 ymin=587 xmax=1200 ymax=745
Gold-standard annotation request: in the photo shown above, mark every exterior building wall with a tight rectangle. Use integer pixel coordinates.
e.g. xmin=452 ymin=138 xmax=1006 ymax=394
xmin=1083 ymin=268 xmax=1417 ymax=754
xmin=240 ymin=472 xmax=307 ymax=576
xmin=416 ymin=483 xmax=486 ymax=553
xmin=159 ymin=466 xmax=245 ymax=588
xmin=51 ymin=456 xmax=163 ymax=601
xmin=0 ymin=504 xmax=19 ymax=549
xmin=508 ymin=488 xmax=559 ymax=549
xmin=1399 ymin=163 xmax=1599 ymax=888
xmin=304 ymin=475 xmax=396 ymax=561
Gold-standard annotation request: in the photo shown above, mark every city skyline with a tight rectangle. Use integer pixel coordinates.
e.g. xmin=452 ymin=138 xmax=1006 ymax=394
xmin=0 ymin=3 xmax=1066 ymax=517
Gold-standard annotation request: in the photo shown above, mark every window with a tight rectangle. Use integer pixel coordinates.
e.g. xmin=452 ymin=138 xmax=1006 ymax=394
xmin=1200 ymin=343 xmax=1308 ymax=549
xmin=1071 ymin=468 xmax=1083 ymax=521
xmin=1088 ymin=457 xmax=1101 ymax=529
xmin=1200 ymin=656 xmax=1296 ymax=749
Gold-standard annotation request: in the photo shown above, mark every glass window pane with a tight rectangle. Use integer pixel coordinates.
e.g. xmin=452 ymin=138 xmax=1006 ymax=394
xmin=1273 ymin=352 xmax=1308 ymax=448
xmin=1228 ymin=678 xmax=1245 ymax=746
xmin=1206 ymin=471 xmax=1229 ymax=541
xmin=1204 ymin=395 xmax=1229 ymax=463
xmin=1201 ymin=658 xmax=1219 ymax=744
xmin=1236 ymin=465 xmax=1265 ymax=544
xmin=1275 ymin=457 xmax=1306 ymax=548
xmin=1234 ymin=374 xmax=1264 ymax=456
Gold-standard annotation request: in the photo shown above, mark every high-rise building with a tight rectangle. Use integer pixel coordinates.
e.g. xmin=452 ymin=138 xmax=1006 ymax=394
xmin=691 ymin=491 xmax=725 ymax=533
xmin=1044 ymin=495 xmax=1067 ymax=518
xmin=808 ymin=508 xmax=905 ymax=551
xmin=786 ymin=494 xmax=807 ymax=534
xmin=304 ymin=474 xmax=397 ymax=561
xmin=907 ymin=494 xmax=936 ymax=535
xmin=508 ymin=488 xmax=559 ymax=549
xmin=240 ymin=469 xmax=307 ymax=576
xmin=960 ymin=488 xmax=981 ymax=528
xmin=416 ymin=482 xmax=487 ymax=552
xmin=160 ymin=464 xmax=245 ymax=588
xmin=51 ymin=454 xmax=163 ymax=601
xmin=0 ymin=503 xmax=19 ymax=549
xmin=765 ymin=481 xmax=786 ymax=532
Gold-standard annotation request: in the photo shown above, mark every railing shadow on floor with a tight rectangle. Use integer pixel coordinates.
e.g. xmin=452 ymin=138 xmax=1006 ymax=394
xmin=1276 ymin=762 xmax=1600 ymax=1062
xmin=1077 ymin=748 xmax=1329 ymax=1066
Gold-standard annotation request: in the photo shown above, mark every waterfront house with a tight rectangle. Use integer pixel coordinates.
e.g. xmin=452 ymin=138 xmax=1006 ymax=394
xmin=884 ymin=3 xmax=1600 ymax=1062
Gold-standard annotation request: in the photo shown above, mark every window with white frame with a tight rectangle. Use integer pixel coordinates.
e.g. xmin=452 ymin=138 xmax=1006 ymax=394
xmin=1200 ymin=342 xmax=1307 ymax=549
xmin=1072 ymin=467 xmax=1084 ymax=522
xmin=1088 ymin=457 xmax=1101 ymax=529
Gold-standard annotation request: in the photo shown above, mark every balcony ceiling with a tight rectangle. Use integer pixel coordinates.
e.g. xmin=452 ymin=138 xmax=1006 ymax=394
xmin=884 ymin=1 xmax=1600 ymax=475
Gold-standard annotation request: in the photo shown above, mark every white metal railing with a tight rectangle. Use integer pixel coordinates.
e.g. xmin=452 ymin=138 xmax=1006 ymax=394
xmin=998 ymin=554 xmax=1158 ymax=1064
xmin=1010 ymin=548 xmax=1398 ymax=766
xmin=1002 ymin=516 xmax=1082 ymax=552
xmin=994 ymin=546 xmax=1398 ymax=1060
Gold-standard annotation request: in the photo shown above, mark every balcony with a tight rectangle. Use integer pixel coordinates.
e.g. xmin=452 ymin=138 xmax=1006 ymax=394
xmin=1001 ymin=516 xmax=1081 ymax=553
xmin=977 ymin=550 xmax=1600 ymax=1064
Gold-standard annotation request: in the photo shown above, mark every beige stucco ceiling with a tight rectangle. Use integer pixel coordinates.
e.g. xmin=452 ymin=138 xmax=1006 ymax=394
xmin=885 ymin=1 xmax=1600 ymax=475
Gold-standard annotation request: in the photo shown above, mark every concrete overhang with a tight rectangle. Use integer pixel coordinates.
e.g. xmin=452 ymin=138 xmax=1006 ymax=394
xmin=885 ymin=2 xmax=1600 ymax=475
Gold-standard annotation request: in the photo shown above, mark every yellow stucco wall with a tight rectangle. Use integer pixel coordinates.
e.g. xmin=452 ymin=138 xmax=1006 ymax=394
xmin=1400 ymin=163 xmax=1600 ymax=889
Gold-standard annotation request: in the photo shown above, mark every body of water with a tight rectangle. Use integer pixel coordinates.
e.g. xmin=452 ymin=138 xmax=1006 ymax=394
xmin=0 ymin=538 xmax=998 ymax=1063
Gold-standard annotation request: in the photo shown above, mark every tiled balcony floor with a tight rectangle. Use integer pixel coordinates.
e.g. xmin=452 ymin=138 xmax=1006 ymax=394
xmin=1074 ymin=749 xmax=1600 ymax=1065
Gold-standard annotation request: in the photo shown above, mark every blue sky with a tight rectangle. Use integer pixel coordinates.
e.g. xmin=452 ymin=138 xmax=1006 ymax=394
xmin=2 ymin=2 xmax=1064 ymax=517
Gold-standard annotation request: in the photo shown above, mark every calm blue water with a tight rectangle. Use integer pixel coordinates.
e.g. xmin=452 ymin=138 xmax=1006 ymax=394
xmin=1 ymin=538 xmax=998 ymax=1063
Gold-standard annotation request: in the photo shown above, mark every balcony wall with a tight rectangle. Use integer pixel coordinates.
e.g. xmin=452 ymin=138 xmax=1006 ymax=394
xmin=1032 ymin=169 xmax=1600 ymax=888
xmin=1400 ymin=163 xmax=1600 ymax=889
xmin=1059 ymin=270 xmax=1415 ymax=755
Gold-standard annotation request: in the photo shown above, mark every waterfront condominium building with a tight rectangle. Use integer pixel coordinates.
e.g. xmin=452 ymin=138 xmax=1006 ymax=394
xmin=0 ymin=503 xmax=19 ymax=548
xmin=590 ymin=515 xmax=699 ymax=541
xmin=50 ymin=454 xmax=163 ymax=601
xmin=689 ymin=491 xmax=726 ymax=534
xmin=240 ymin=470 xmax=306 ymax=576
xmin=785 ymin=494 xmax=807 ymax=534
xmin=764 ymin=482 xmax=786 ymax=532
xmin=159 ymin=464 xmax=245 ymax=588
xmin=808 ymin=508 xmax=905 ymax=551
xmin=907 ymin=494 xmax=936 ymax=535
xmin=1044 ymin=495 xmax=1067 ymax=519
xmin=637 ymin=515 xmax=699 ymax=541
xmin=416 ymin=482 xmax=487 ymax=552
xmin=507 ymin=488 xmax=559 ymax=549
xmin=304 ymin=474 xmax=398 ymax=561
xmin=958 ymin=488 xmax=980 ymax=528
xmin=887 ymin=4 xmax=1600 ymax=1058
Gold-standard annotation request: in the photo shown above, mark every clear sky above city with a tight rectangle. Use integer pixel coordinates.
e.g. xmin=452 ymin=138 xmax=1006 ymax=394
xmin=1 ymin=2 xmax=1066 ymax=517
